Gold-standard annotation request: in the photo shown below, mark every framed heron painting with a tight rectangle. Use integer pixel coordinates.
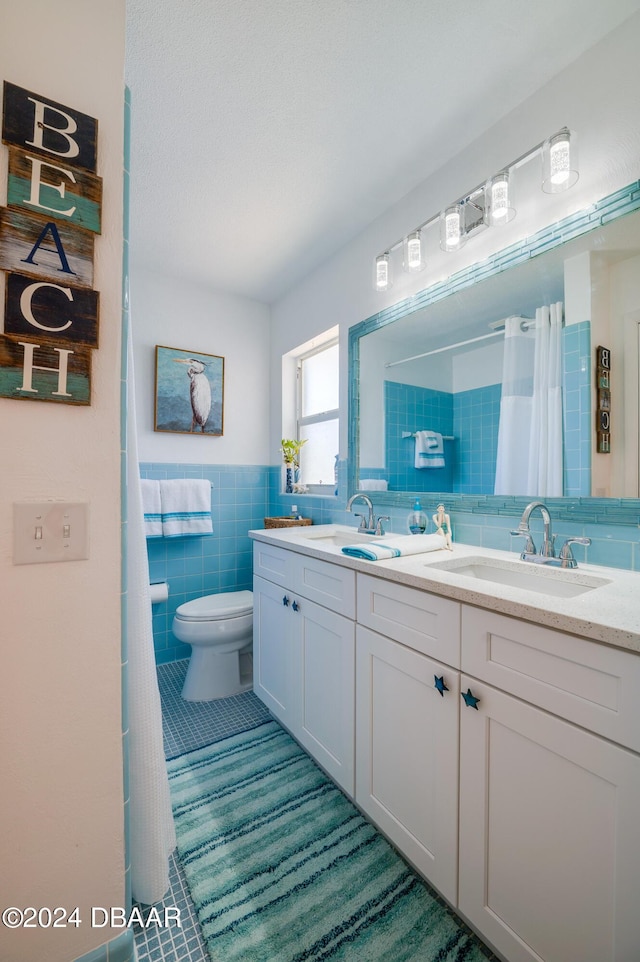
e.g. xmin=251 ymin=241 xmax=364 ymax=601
xmin=154 ymin=345 xmax=224 ymax=436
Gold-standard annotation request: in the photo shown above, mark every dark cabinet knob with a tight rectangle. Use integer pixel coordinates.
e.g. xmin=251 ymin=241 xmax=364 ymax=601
xmin=434 ymin=675 xmax=449 ymax=696
xmin=282 ymin=596 xmax=289 ymax=606
xmin=292 ymin=600 xmax=299 ymax=612
xmin=461 ymin=688 xmax=480 ymax=710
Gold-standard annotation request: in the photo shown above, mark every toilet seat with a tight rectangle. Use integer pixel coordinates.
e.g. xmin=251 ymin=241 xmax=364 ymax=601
xmin=175 ymin=589 xmax=253 ymax=622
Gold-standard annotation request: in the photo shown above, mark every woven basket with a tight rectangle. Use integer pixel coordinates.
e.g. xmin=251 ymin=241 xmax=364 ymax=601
xmin=264 ymin=517 xmax=312 ymax=529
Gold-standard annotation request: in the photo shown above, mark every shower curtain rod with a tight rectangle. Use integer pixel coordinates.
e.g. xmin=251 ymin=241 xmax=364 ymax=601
xmin=384 ymin=331 xmax=503 ymax=369
xmin=384 ymin=317 xmax=535 ymax=369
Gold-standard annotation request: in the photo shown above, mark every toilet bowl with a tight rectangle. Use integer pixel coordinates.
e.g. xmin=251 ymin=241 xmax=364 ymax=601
xmin=172 ymin=589 xmax=253 ymax=701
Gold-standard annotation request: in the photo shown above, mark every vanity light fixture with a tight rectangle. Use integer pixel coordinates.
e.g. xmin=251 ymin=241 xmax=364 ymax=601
xmin=440 ymin=204 xmax=466 ymax=252
xmin=373 ymin=126 xmax=578 ymax=292
xmin=403 ymin=229 xmax=426 ymax=272
xmin=374 ymin=251 xmax=392 ymax=292
xmin=486 ymin=170 xmax=516 ymax=225
xmin=542 ymin=129 xmax=579 ymax=193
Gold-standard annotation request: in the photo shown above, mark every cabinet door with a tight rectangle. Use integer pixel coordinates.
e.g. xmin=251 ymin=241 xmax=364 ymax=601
xmin=355 ymin=625 xmax=460 ymax=905
xmin=459 ymin=676 xmax=640 ymax=962
xmin=295 ymin=596 xmax=355 ymax=796
xmin=253 ymin=575 xmax=298 ymax=728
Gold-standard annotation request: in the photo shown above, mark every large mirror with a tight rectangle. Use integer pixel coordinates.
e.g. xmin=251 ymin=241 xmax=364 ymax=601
xmin=350 ymin=185 xmax=640 ymax=520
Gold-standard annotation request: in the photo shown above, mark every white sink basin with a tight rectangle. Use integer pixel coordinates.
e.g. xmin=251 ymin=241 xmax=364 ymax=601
xmin=298 ymin=526 xmax=388 ymax=547
xmin=427 ymin=556 xmax=611 ymax=598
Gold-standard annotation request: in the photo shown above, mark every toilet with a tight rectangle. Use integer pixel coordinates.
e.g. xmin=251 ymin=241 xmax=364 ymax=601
xmin=172 ymin=589 xmax=253 ymax=701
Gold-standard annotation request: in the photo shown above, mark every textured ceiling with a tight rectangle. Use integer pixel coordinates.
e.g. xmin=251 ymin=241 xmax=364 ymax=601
xmin=125 ymin=0 xmax=640 ymax=304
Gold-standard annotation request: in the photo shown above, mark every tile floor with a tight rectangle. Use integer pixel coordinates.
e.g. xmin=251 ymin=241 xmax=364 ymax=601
xmin=133 ymin=660 xmax=270 ymax=962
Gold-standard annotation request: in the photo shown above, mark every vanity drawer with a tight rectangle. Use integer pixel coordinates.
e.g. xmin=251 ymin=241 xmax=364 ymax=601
xmin=253 ymin=542 xmax=293 ymax=587
xmin=461 ymin=606 xmax=640 ymax=752
xmin=357 ymin=574 xmax=461 ymax=666
xmin=253 ymin=542 xmax=355 ymax=617
xmin=294 ymin=554 xmax=356 ymax=619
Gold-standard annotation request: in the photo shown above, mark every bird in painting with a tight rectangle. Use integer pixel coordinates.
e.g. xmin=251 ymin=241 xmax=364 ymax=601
xmin=173 ymin=357 xmax=211 ymax=432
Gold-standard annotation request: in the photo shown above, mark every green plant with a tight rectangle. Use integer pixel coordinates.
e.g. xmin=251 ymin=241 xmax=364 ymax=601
xmin=280 ymin=438 xmax=307 ymax=466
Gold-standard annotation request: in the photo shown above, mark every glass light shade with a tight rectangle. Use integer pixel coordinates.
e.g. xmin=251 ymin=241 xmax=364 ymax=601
xmin=440 ymin=204 xmax=466 ymax=251
xmin=374 ymin=252 xmax=392 ymax=292
xmin=542 ymin=129 xmax=579 ymax=193
xmin=486 ymin=171 xmax=516 ymax=225
xmin=403 ymin=229 xmax=425 ymax=273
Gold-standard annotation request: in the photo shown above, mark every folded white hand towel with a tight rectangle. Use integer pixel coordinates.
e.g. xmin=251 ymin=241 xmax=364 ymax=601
xmin=341 ymin=532 xmax=446 ymax=561
xmin=141 ymin=479 xmax=162 ymax=538
xmin=160 ymin=479 xmax=213 ymax=537
xmin=415 ymin=431 xmax=445 ymax=469
xmin=359 ymin=479 xmax=388 ymax=491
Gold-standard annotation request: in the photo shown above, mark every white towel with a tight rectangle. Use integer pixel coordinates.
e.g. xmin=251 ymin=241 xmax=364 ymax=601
xmin=141 ymin=479 xmax=162 ymax=538
xmin=415 ymin=431 xmax=445 ymax=469
xmin=359 ymin=479 xmax=388 ymax=491
xmin=341 ymin=532 xmax=446 ymax=561
xmin=159 ymin=479 xmax=213 ymax=537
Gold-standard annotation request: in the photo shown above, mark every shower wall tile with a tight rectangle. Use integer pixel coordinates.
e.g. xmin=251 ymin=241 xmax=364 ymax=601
xmin=384 ymin=381 xmax=454 ymax=492
xmin=453 ymin=383 xmax=501 ymax=494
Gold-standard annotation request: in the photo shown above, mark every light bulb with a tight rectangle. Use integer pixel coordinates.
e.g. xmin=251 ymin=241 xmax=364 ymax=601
xmin=491 ymin=175 xmax=509 ymax=218
xmin=440 ymin=204 xmax=465 ymax=251
xmin=542 ymin=129 xmax=578 ymax=193
xmin=486 ymin=171 xmax=515 ymax=225
xmin=549 ymin=136 xmax=570 ymax=185
xmin=374 ymin=252 xmax=391 ymax=292
xmin=403 ymin=230 xmax=425 ymax=273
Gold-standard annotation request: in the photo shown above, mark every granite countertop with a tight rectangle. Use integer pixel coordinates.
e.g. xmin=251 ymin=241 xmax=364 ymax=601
xmin=249 ymin=524 xmax=640 ymax=653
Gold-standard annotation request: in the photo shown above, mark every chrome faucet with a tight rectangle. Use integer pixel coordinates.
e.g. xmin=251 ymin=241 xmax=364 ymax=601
xmin=511 ymin=501 xmax=556 ymax=563
xmin=511 ymin=500 xmax=591 ymax=568
xmin=346 ymin=493 xmax=377 ymax=534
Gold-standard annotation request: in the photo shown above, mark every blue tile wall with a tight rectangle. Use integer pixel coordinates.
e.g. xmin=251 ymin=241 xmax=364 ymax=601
xmin=384 ymin=381 xmax=454 ymax=491
xmin=453 ymin=383 xmax=501 ymax=494
xmin=382 ymin=380 xmax=501 ymax=495
xmin=562 ymin=321 xmax=591 ymax=496
xmin=368 ymin=501 xmax=640 ymax=571
xmin=140 ymin=463 xmax=270 ymax=664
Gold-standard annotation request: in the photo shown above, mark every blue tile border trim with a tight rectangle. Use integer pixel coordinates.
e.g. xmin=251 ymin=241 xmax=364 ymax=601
xmin=348 ymin=180 xmax=640 ymax=525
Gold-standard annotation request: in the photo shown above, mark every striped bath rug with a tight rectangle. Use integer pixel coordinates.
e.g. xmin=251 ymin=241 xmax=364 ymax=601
xmin=167 ymin=720 xmax=494 ymax=962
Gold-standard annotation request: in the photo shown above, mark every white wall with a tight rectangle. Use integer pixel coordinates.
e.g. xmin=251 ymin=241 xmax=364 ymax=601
xmin=270 ymin=12 xmax=640 ymax=464
xmin=131 ymin=267 xmax=271 ymax=464
xmin=0 ymin=4 xmax=126 ymax=962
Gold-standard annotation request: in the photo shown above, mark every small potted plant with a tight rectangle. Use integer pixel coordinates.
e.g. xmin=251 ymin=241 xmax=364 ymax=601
xmin=281 ymin=438 xmax=307 ymax=493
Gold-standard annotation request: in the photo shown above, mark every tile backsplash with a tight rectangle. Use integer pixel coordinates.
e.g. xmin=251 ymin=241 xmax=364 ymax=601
xmin=141 ymin=459 xmax=639 ymax=665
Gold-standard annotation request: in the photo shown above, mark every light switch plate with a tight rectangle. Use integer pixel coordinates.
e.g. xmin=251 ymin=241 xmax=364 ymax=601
xmin=13 ymin=502 xmax=89 ymax=565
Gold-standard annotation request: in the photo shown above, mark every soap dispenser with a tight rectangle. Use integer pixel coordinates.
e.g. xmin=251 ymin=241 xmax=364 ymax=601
xmin=408 ymin=498 xmax=427 ymax=535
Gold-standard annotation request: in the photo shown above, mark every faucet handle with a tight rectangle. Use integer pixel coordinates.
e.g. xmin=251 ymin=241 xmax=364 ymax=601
xmin=559 ymin=537 xmax=591 ymax=568
xmin=510 ymin=528 xmax=536 ymax=555
xmin=353 ymin=513 xmax=368 ymax=531
xmin=375 ymin=516 xmax=390 ymax=536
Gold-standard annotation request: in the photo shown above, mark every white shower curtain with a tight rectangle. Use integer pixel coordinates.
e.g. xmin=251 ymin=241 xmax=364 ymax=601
xmin=126 ymin=328 xmax=176 ymax=905
xmin=494 ymin=305 xmax=564 ymax=497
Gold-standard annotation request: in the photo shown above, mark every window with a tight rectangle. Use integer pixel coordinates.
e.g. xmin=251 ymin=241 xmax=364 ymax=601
xmin=297 ymin=340 xmax=339 ymax=487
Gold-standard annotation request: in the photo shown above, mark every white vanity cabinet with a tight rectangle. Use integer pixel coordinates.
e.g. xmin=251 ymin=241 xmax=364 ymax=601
xmin=458 ymin=607 xmax=640 ymax=962
xmin=251 ymin=531 xmax=640 ymax=962
xmin=253 ymin=542 xmax=356 ymax=795
xmin=355 ymin=575 xmax=461 ymax=905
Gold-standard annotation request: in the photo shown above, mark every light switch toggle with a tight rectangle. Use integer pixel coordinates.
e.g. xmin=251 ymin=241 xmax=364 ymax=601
xmin=13 ymin=502 xmax=89 ymax=565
